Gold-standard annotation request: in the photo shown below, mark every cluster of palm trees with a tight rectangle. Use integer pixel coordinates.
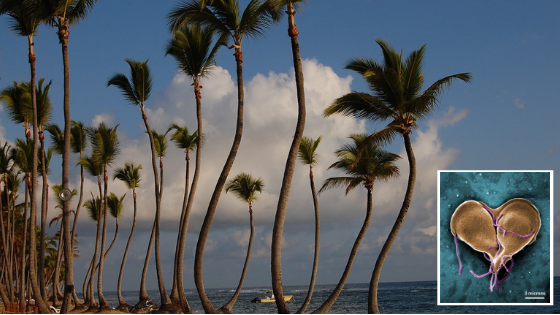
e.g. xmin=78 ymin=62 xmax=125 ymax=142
xmin=0 ymin=0 xmax=470 ymax=314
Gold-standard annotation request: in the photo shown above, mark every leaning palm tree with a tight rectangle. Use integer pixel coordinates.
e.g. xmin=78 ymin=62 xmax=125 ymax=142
xmin=312 ymin=134 xmax=400 ymax=313
xmin=168 ymin=1 xmax=280 ymax=312
xmin=107 ymin=59 xmax=171 ymax=309
xmin=324 ymin=39 xmax=471 ymax=313
xmin=167 ymin=123 xmax=199 ymax=311
xmin=82 ymin=193 xmax=102 ymax=308
xmin=0 ymin=142 xmax=13 ymax=302
xmin=105 ymin=192 xmax=125 ymax=258
xmin=295 ymin=135 xmax=320 ymax=313
xmin=87 ymin=122 xmax=119 ymax=310
xmin=69 ymin=120 xmax=87 ymax=276
xmin=40 ymin=1 xmax=98 ymax=311
xmin=223 ymin=172 xmax=263 ymax=312
xmin=113 ymin=163 xmax=142 ymax=311
xmin=165 ymin=23 xmax=222 ymax=311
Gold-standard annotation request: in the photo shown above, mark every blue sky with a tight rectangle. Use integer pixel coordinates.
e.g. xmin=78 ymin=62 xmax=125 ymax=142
xmin=0 ymin=0 xmax=558 ymax=296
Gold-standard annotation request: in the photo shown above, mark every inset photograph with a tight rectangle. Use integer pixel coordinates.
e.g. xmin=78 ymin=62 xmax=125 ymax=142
xmin=437 ymin=171 xmax=553 ymax=305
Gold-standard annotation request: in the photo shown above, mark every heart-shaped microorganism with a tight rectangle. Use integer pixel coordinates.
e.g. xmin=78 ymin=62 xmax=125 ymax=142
xmin=450 ymin=198 xmax=540 ymax=292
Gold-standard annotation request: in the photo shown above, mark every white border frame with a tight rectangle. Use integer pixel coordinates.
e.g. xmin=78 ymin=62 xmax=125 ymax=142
xmin=437 ymin=170 xmax=554 ymax=306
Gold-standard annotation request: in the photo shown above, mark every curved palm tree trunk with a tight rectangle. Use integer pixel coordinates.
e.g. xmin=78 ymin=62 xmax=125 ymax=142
xmin=87 ymin=179 xmax=103 ymax=309
xmin=296 ymin=166 xmax=320 ymax=314
xmin=195 ymin=47 xmax=245 ymax=314
xmin=52 ymin=227 xmax=64 ymax=306
xmin=0 ymin=180 xmax=12 ymax=303
xmin=19 ymin=183 xmax=29 ymax=307
xmin=117 ymin=189 xmax=137 ymax=310
xmin=368 ymin=133 xmax=416 ymax=314
xmin=39 ymin=138 xmax=48 ymax=300
xmin=97 ymin=168 xmax=110 ymax=310
xmin=140 ymin=106 xmax=171 ymax=308
xmin=219 ymin=204 xmax=255 ymax=313
xmin=312 ymin=188 xmax=373 ymax=314
xmin=28 ymin=32 xmax=50 ymax=314
xmin=72 ymin=154 xmax=85 ymax=307
xmin=59 ymin=21 xmax=76 ymax=314
xmin=175 ymin=81 xmax=203 ymax=313
xmin=272 ymin=4 xmax=306 ymax=313
xmin=137 ymin=219 xmax=156 ymax=305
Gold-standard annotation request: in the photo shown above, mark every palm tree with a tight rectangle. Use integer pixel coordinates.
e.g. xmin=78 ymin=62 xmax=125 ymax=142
xmin=324 ymin=39 xmax=471 ymax=313
xmin=77 ymin=156 xmax=103 ymax=307
xmin=87 ymin=122 xmax=119 ymax=310
xmin=167 ymin=123 xmax=199 ymax=311
xmin=82 ymin=193 xmax=102 ymax=307
xmin=40 ymin=1 xmax=98 ymax=311
xmin=165 ymin=23 xmax=222 ymax=311
xmin=0 ymin=81 xmax=32 ymax=139
xmin=113 ymin=163 xmax=142 ymax=311
xmin=105 ymin=192 xmax=125 ymax=258
xmin=264 ymin=2 xmax=308 ymax=311
xmin=312 ymin=134 xmax=400 ymax=313
xmin=295 ymin=135 xmax=320 ymax=313
xmin=223 ymin=172 xmax=263 ymax=312
xmin=107 ymin=59 xmax=170 ymax=308
xmin=168 ymin=1 xmax=280 ymax=312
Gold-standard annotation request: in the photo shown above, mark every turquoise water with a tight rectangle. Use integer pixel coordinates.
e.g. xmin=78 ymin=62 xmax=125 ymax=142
xmin=97 ymin=278 xmax=559 ymax=313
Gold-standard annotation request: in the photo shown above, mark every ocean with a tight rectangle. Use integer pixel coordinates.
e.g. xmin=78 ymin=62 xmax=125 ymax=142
xmin=97 ymin=277 xmax=560 ymax=314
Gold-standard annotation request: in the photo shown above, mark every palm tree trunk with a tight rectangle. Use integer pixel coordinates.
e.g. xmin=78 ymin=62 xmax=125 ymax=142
xmin=52 ymin=227 xmax=64 ymax=307
xmin=219 ymin=204 xmax=254 ymax=313
xmin=368 ymin=133 xmax=416 ymax=314
xmin=312 ymin=187 xmax=373 ymax=314
xmin=175 ymin=81 xmax=203 ymax=313
xmin=272 ymin=4 xmax=306 ymax=313
xmin=71 ymin=153 xmax=85 ymax=307
xmin=0 ymin=181 xmax=12 ymax=303
xmin=39 ymin=137 xmax=48 ymax=300
xmin=296 ymin=166 xmax=320 ymax=314
xmin=137 ymin=219 xmax=156 ymax=305
xmin=139 ymin=105 xmax=171 ymax=308
xmin=97 ymin=168 xmax=110 ymax=310
xmin=86 ymin=179 xmax=103 ymax=309
xmin=195 ymin=46 xmax=245 ymax=314
xmin=59 ymin=21 xmax=75 ymax=314
xmin=117 ymin=189 xmax=137 ymax=310
xmin=28 ymin=32 xmax=51 ymax=314
xmin=19 ymin=183 xmax=29 ymax=307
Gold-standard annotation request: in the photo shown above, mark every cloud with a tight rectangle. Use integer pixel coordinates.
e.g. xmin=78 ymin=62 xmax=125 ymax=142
xmin=43 ymin=59 xmax=466 ymax=291
xmin=514 ymin=98 xmax=525 ymax=109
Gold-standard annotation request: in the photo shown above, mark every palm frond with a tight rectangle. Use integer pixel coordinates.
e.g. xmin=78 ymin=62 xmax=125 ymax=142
xmin=298 ymin=135 xmax=321 ymax=166
xmin=113 ymin=162 xmax=142 ymax=189
xmin=225 ymin=172 xmax=264 ymax=204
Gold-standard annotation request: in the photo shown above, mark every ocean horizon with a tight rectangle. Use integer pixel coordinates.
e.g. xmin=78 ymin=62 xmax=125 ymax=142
xmin=87 ymin=277 xmax=559 ymax=314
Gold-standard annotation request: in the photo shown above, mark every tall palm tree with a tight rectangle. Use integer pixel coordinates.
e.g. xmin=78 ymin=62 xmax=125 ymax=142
xmin=167 ymin=123 xmax=199 ymax=311
xmin=107 ymin=59 xmax=171 ymax=308
xmin=264 ymin=2 xmax=307 ymax=311
xmin=295 ymin=135 xmax=320 ymax=313
xmin=77 ymin=156 xmax=103 ymax=307
xmin=223 ymin=172 xmax=263 ymax=312
xmin=87 ymin=122 xmax=119 ymax=310
xmin=324 ymin=39 xmax=471 ymax=313
xmin=40 ymin=1 xmax=97 ymax=310
xmin=312 ymin=134 xmax=400 ymax=313
xmin=165 ymin=23 xmax=222 ymax=311
xmin=168 ymin=1 xmax=280 ymax=312
xmin=113 ymin=163 xmax=142 ymax=311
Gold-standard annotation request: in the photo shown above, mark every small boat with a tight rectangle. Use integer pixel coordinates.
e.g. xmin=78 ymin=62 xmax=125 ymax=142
xmin=251 ymin=292 xmax=294 ymax=303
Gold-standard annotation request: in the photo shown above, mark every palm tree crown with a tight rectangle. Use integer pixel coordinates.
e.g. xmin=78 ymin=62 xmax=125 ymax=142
xmin=225 ymin=172 xmax=264 ymax=206
xmin=169 ymin=123 xmax=199 ymax=153
xmin=325 ymin=39 xmax=471 ymax=142
xmin=320 ymin=134 xmax=400 ymax=194
xmin=113 ymin=163 xmax=142 ymax=190
xmin=298 ymin=135 xmax=321 ymax=166
xmin=107 ymin=59 xmax=152 ymax=108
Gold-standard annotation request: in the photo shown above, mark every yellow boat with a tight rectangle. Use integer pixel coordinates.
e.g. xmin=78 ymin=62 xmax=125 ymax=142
xmin=251 ymin=292 xmax=294 ymax=303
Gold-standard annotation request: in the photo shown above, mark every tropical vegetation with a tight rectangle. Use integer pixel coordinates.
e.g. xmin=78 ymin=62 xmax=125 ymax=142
xmin=0 ymin=1 xmax=471 ymax=314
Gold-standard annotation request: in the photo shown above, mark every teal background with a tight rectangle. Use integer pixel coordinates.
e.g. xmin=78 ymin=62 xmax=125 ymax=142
xmin=439 ymin=171 xmax=551 ymax=304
